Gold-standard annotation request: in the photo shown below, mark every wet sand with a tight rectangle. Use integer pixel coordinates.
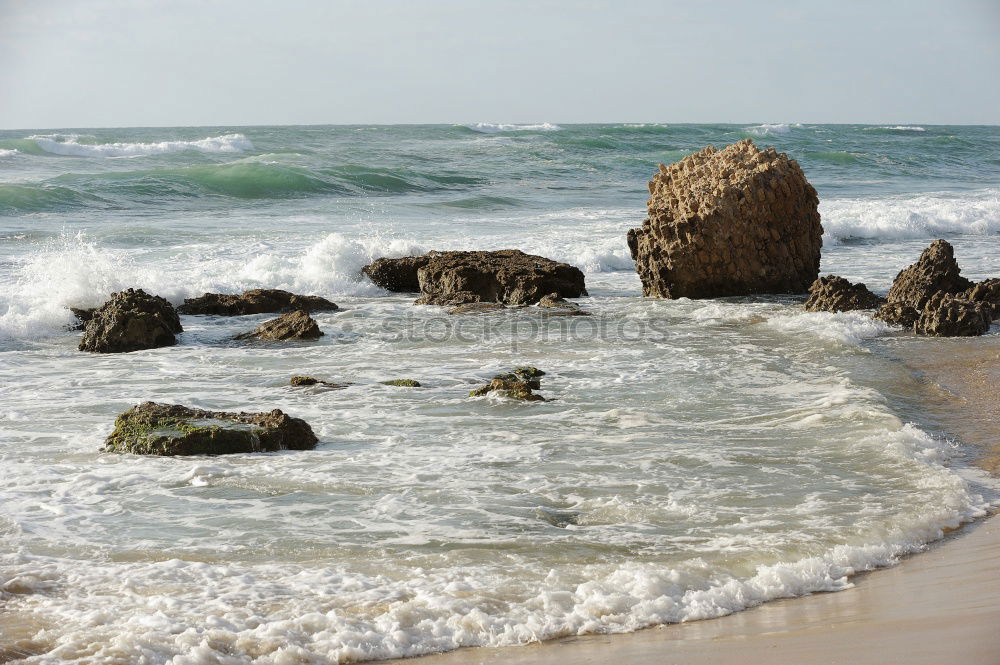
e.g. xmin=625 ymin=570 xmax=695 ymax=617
xmin=385 ymin=334 xmax=1000 ymax=665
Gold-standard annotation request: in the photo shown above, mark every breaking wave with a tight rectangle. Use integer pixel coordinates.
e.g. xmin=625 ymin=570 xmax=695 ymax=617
xmin=745 ymin=123 xmax=802 ymax=136
xmin=24 ymin=133 xmax=253 ymax=157
xmin=821 ymin=189 xmax=1000 ymax=242
xmin=465 ymin=122 xmax=562 ymax=133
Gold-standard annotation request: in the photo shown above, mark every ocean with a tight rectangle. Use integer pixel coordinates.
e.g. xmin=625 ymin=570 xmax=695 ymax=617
xmin=0 ymin=122 xmax=997 ymax=663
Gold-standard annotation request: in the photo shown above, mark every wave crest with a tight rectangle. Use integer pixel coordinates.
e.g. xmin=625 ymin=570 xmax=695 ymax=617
xmin=465 ymin=122 xmax=562 ymax=133
xmin=25 ymin=133 xmax=253 ymax=157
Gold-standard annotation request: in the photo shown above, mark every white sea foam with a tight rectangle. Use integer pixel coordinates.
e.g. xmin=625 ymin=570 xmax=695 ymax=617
xmin=466 ymin=122 xmax=562 ymax=133
xmin=745 ymin=123 xmax=802 ymax=136
xmin=25 ymin=133 xmax=253 ymax=157
xmin=0 ymin=148 xmax=19 ymax=158
xmin=821 ymin=189 xmax=1000 ymax=242
xmin=0 ymin=231 xmax=425 ymax=340
xmin=0 ymin=419 xmax=985 ymax=664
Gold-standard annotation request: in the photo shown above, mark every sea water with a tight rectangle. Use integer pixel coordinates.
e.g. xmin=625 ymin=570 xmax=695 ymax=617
xmin=0 ymin=123 xmax=997 ymax=663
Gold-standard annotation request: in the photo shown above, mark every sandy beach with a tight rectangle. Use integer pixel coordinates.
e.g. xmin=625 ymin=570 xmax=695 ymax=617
xmin=385 ymin=335 xmax=1000 ymax=665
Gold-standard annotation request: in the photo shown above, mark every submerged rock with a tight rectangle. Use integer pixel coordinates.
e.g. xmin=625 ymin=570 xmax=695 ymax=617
xmin=469 ymin=378 xmax=545 ymax=401
xmin=104 ymin=401 xmax=317 ymax=455
xmin=290 ymin=375 xmax=350 ymax=389
xmin=381 ymin=379 xmax=422 ymax=387
xmin=447 ymin=302 xmax=507 ymax=314
xmin=537 ymin=292 xmax=590 ymax=316
xmin=470 ymin=367 xmax=547 ymax=400
xmin=235 ymin=310 xmax=323 ymax=341
xmin=363 ymin=250 xmax=587 ymax=306
xmin=178 ymin=289 xmax=338 ymax=316
xmin=914 ymin=293 xmax=992 ymax=337
xmin=628 ymin=139 xmax=823 ymax=299
xmin=804 ymin=276 xmax=884 ymax=313
xmin=79 ymin=289 xmax=182 ymax=353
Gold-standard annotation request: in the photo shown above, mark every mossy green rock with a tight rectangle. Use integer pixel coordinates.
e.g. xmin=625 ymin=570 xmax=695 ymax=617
xmin=104 ymin=402 xmax=318 ymax=456
xmin=469 ymin=378 xmax=545 ymax=401
xmin=513 ymin=366 xmax=545 ymax=378
xmin=381 ymin=379 xmax=421 ymax=387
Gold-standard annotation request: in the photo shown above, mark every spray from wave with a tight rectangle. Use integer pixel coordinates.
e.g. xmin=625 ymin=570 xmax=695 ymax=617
xmin=25 ymin=133 xmax=253 ymax=157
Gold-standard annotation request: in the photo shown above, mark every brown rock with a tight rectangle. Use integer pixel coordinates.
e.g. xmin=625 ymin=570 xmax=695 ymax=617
xmin=804 ymin=276 xmax=884 ymax=313
xmin=79 ymin=289 xmax=182 ymax=353
xmin=362 ymin=256 xmax=431 ymax=292
xmin=178 ymin=289 xmax=338 ymax=316
xmin=69 ymin=307 xmax=96 ymax=331
xmin=961 ymin=279 xmax=1000 ymax=320
xmin=104 ymin=401 xmax=317 ymax=455
xmin=364 ymin=250 xmax=587 ymax=306
xmin=883 ymin=239 xmax=973 ymax=310
xmin=914 ymin=292 xmax=991 ymax=337
xmin=537 ymin=292 xmax=591 ymax=316
xmin=290 ymin=376 xmax=349 ymax=389
xmin=628 ymin=139 xmax=822 ymax=299
xmin=874 ymin=302 xmax=920 ymax=329
xmin=235 ymin=310 xmax=323 ymax=341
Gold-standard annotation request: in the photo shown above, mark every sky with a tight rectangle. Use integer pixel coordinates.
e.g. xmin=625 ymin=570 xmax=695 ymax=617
xmin=1 ymin=0 xmax=998 ymax=129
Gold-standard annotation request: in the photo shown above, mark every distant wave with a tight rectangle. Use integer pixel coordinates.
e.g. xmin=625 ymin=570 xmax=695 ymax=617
xmin=865 ymin=126 xmax=926 ymax=132
xmin=821 ymin=189 xmax=1000 ymax=242
xmin=465 ymin=122 xmax=562 ymax=133
xmin=24 ymin=133 xmax=253 ymax=157
xmin=745 ymin=123 xmax=802 ymax=136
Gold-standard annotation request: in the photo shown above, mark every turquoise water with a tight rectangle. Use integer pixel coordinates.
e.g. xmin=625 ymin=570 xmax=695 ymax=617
xmin=0 ymin=123 xmax=997 ymax=663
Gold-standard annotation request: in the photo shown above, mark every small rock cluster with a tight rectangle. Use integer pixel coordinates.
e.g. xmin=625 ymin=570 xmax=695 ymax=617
xmin=807 ymin=240 xmax=998 ymax=337
xmin=628 ymin=139 xmax=823 ymax=299
xmin=875 ymin=240 xmax=997 ymax=336
xmin=470 ymin=366 xmax=547 ymax=401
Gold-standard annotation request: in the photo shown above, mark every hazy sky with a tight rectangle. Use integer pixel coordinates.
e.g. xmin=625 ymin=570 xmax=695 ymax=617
xmin=1 ymin=0 xmax=998 ymax=129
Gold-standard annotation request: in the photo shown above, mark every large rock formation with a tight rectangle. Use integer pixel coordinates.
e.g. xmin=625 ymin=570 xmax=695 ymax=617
xmin=104 ymin=401 xmax=317 ymax=455
xmin=79 ymin=289 xmax=182 ymax=353
xmin=362 ymin=250 xmax=586 ymax=306
xmin=178 ymin=289 xmax=338 ymax=316
xmin=628 ymin=139 xmax=822 ymax=299
xmin=884 ymin=239 xmax=972 ymax=311
xmin=804 ymin=276 xmax=884 ymax=313
xmin=235 ymin=310 xmax=323 ymax=341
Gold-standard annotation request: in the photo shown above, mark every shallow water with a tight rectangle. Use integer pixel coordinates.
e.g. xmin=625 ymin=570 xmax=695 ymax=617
xmin=0 ymin=123 xmax=998 ymax=663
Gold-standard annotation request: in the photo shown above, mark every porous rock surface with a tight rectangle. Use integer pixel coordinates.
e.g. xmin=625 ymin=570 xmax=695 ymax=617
xmin=914 ymin=292 xmax=992 ymax=337
xmin=79 ymin=288 xmax=182 ymax=353
xmin=178 ymin=289 xmax=338 ymax=316
xmin=628 ymin=139 xmax=822 ymax=299
xmin=363 ymin=250 xmax=587 ymax=306
xmin=875 ymin=240 xmax=996 ymax=336
xmin=104 ymin=401 xmax=318 ymax=455
xmin=469 ymin=367 xmax=547 ymax=401
xmin=235 ymin=310 xmax=323 ymax=341
xmin=804 ymin=276 xmax=884 ymax=313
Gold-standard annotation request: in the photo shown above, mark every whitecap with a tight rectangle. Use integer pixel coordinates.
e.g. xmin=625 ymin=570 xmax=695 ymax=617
xmin=466 ymin=122 xmax=562 ymax=133
xmin=25 ymin=133 xmax=253 ymax=157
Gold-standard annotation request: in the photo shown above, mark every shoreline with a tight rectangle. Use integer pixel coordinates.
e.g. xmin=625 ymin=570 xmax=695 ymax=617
xmin=382 ymin=333 xmax=1000 ymax=665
